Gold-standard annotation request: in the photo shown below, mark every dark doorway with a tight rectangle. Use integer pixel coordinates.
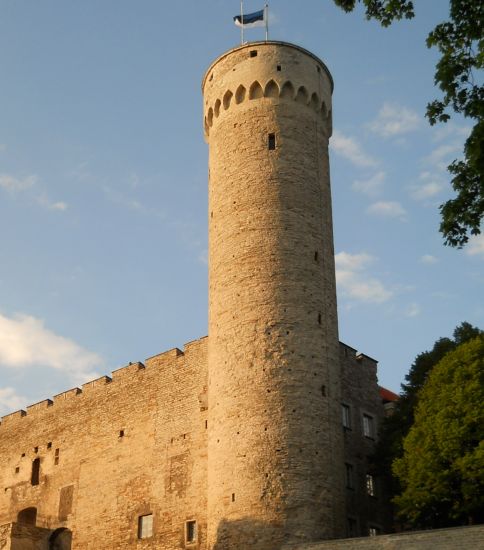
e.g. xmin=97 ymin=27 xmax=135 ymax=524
xmin=17 ymin=507 xmax=37 ymax=525
xmin=49 ymin=528 xmax=73 ymax=550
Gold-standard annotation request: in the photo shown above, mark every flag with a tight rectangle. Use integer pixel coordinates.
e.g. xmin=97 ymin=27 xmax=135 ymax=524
xmin=234 ymin=9 xmax=266 ymax=28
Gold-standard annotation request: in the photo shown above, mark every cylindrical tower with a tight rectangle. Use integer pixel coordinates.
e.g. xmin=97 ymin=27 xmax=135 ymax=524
xmin=203 ymin=42 xmax=345 ymax=549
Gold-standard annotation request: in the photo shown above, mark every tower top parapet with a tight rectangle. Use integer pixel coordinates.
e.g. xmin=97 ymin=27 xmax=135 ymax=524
xmin=202 ymin=41 xmax=333 ymax=92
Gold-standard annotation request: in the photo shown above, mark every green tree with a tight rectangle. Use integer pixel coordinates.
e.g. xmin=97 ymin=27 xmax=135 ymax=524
xmin=332 ymin=0 xmax=484 ymax=247
xmin=393 ymin=335 xmax=484 ymax=527
xmin=373 ymin=323 xmax=482 ymax=516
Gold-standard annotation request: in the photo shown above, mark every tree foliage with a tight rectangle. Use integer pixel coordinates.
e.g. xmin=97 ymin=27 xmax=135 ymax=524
xmin=332 ymin=0 xmax=484 ymax=247
xmin=393 ymin=335 xmax=484 ymax=527
xmin=373 ymin=322 xmax=482 ymax=520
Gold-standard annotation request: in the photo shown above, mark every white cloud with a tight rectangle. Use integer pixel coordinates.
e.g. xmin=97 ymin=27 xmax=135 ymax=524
xmin=411 ymin=181 xmax=444 ymax=201
xmin=433 ymin=123 xmax=471 ymax=142
xmin=352 ymin=171 xmax=386 ymax=196
xmin=335 ymin=252 xmax=393 ymax=304
xmin=0 ymin=387 xmax=27 ymax=415
xmin=425 ymin=143 xmax=462 ymax=171
xmin=0 ymin=312 xmax=103 ymax=384
xmin=330 ymin=130 xmax=378 ymax=167
xmin=405 ymin=302 xmax=421 ymax=318
xmin=420 ymin=254 xmax=439 ymax=265
xmin=367 ymin=201 xmax=407 ymax=220
xmin=368 ymin=102 xmax=420 ymax=137
xmin=466 ymin=234 xmax=484 ymax=258
xmin=37 ymin=195 xmax=68 ymax=211
xmin=0 ymin=174 xmax=37 ymax=192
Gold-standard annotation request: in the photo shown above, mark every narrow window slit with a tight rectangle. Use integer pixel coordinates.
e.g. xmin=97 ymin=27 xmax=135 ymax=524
xmin=268 ymin=133 xmax=276 ymax=150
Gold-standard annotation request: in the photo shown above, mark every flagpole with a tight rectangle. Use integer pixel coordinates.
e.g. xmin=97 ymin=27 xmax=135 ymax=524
xmin=265 ymin=3 xmax=269 ymax=41
xmin=240 ymin=0 xmax=244 ymax=45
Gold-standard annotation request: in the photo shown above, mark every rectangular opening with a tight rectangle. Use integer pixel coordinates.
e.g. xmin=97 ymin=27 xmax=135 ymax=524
xmin=138 ymin=514 xmax=153 ymax=539
xmin=368 ymin=525 xmax=381 ymax=537
xmin=249 ymin=50 xmax=258 ymax=58
xmin=345 ymin=463 xmax=354 ymax=489
xmin=366 ymin=474 xmax=376 ymax=496
xmin=268 ymin=133 xmax=276 ymax=150
xmin=31 ymin=458 xmax=40 ymax=485
xmin=277 ymin=65 xmax=282 ymax=71
xmin=363 ymin=414 xmax=374 ymax=438
xmin=342 ymin=404 xmax=351 ymax=429
xmin=186 ymin=520 xmax=197 ymax=544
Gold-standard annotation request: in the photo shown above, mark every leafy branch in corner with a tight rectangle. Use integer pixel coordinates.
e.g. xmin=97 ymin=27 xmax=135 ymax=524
xmin=332 ymin=0 xmax=484 ymax=247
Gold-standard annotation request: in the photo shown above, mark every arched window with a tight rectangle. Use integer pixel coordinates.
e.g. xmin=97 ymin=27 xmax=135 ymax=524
xmin=17 ymin=507 xmax=37 ymax=525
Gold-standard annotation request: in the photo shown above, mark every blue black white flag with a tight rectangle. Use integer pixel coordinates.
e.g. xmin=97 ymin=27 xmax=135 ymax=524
xmin=234 ymin=9 xmax=266 ymax=28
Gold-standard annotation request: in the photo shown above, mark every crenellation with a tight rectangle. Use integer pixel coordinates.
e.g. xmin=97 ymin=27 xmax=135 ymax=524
xmin=111 ymin=361 xmax=146 ymax=380
xmin=26 ymin=400 xmax=54 ymax=415
xmin=0 ymin=409 xmax=26 ymax=425
xmin=53 ymin=388 xmax=82 ymax=402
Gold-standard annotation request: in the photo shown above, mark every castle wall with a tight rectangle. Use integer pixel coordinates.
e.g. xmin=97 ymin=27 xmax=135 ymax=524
xmin=0 ymin=338 xmax=208 ymax=550
xmin=203 ymin=42 xmax=344 ymax=548
xmin=339 ymin=345 xmax=390 ymax=536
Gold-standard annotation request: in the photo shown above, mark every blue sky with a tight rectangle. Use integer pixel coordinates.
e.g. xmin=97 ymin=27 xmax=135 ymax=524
xmin=0 ymin=1 xmax=482 ymax=415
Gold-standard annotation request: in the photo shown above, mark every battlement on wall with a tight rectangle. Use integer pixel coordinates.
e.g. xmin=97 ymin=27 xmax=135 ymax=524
xmin=339 ymin=341 xmax=378 ymax=366
xmin=0 ymin=336 xmax=208 ymax=430
xmin=0 ymin=337 xmax=377 ymax=431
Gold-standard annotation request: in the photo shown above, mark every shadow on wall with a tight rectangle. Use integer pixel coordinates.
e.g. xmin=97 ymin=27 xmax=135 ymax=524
xmin=213 ymin=518 xmax=286 ymax=550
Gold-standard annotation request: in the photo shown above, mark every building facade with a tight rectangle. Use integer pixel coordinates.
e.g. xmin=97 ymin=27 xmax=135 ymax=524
xmin=0 ymin=42 xmax=390 ymax=549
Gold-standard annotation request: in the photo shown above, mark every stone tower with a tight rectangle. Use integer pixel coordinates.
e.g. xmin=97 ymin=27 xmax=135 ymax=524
xmin=203 ymin=42 xmax=345 ymax=549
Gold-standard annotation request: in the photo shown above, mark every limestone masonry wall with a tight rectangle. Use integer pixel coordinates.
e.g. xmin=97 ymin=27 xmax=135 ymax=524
xmin=205 ymin=42 xmax=344 ymax=549
xmin=0 ymin=338 xmax=209 ymax=549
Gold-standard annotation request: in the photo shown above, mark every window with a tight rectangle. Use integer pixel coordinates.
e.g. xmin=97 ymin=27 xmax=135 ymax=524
xmin=345 ymin=463 xmax=354 ymax=489
xmin=366 ymin=474 xmax=376 ymax=497
xmin=368 ymin=525 xmax=381 ymax=537
xmin=268 ymin=133 xmax=276 ymax=150
xmin=186 ymin=520 xmax=197 ymax=544
xmin=362 ymin=414 xmax=374 ymax=438
xmin=342 ymin=404 xmax=351 ymax=429
xmin=54 ymin=448 xmax=60 ymax=465
xmin=138 ymin=514 xmax=153 ymax=539
xmin=249 ymin=50 xmax=258 ymax=58
xmin=31 ymin=458 xmax=40 ymax=486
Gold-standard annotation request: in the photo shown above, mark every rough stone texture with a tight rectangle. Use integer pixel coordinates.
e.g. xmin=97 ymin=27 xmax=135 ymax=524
xmin=0 ymin=339 xmax=209 ymax=549
xmin=340 ymin=345 xmax=391 ymax=536
xmin=288 ymin=525 xmax=484 ymax=549
xmin=0 ymin=523 xmax=51 ymax=550
xmin=204 ymin=42 xmax=343 ymax=549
